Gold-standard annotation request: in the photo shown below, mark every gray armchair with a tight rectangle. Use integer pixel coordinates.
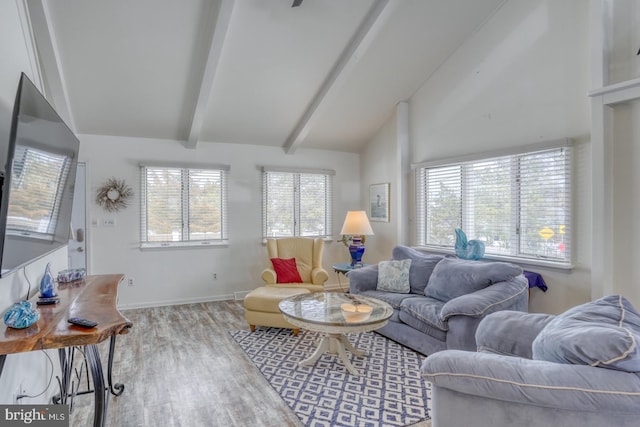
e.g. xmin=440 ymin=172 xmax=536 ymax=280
xmin=421 ymin=305 xmax=640 ymax=427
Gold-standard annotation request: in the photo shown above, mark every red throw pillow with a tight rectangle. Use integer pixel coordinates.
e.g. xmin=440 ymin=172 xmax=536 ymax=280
xmin=271 ymin=258 xmax=303 ymax=283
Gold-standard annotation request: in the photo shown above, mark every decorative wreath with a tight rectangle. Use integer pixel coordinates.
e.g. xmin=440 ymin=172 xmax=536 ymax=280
xmin=96 ymin=177 xmax=133 ymax=212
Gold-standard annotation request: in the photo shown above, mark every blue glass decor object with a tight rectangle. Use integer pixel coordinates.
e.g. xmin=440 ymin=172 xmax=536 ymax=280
xmin=57 ymin=268 xmax=86 ymax=283
xmin=3 ymin=301 xmax=40 ymax=329
xmin=40 ymin=262 xmax=56 ymax=298
xmin=454 ymin=228 xmax=485 ymax=260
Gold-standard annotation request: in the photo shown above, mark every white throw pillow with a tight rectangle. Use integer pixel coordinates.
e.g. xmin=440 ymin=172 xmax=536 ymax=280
xmin=376 ymin=259 xmax=411 ymax=293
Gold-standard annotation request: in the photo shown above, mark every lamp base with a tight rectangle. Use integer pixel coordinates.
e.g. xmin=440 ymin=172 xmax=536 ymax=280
xmin=349 ymin=237 xmax=365 ymax=267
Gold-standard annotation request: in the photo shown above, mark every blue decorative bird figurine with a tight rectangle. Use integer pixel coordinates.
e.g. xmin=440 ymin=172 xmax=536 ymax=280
xmin=454 ymin=228 xmax=485 ymax=260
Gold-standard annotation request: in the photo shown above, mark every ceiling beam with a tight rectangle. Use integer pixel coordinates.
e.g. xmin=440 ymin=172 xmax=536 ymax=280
xmin=282 ymin=0 xmax=396 ymax=154
xmin=15 ymin=0 xmax=43 ymax=93
xmin=26 ymin=0 xmax=76 ymax=131
xmin=186 ymin=0 xmax=235 ymax=150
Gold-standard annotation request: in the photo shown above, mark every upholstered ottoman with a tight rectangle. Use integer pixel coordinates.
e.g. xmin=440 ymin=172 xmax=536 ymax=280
xmin=244 ymin=286 xmax=310 ymax=336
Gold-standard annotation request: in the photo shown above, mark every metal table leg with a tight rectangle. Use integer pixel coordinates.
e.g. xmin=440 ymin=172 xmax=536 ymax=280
xmin=107 ymin=335 xmax=124 ymax=396
xmin=85 ymin=344 xmax=107 ymax=427
xmin=0 ymin=354 xmax=6 ymax=379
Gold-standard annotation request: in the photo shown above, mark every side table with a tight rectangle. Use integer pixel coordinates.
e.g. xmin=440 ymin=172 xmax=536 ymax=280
xmin=332 ymin=263 xmax=371 ymax=292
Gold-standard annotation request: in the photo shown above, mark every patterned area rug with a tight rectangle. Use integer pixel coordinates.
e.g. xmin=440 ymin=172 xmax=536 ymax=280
xmin=230 ymin=328 xmax=431 ymax=427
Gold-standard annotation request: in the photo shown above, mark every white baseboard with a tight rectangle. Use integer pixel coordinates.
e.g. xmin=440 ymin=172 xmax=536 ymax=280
xmin=117 ymin=284 xmax=349 ymax=310
xmin=117 ymin=294 xmax=235 ymax=310
xmin=233 ymin=290 xmax=252 ymax=300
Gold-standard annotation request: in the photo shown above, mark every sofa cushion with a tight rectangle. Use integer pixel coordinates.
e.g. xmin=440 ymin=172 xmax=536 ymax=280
xmin=532 ymin=295 xmax=640 ymax=372
xmin=392 ymin=246 xmax=443 ymax=294
xmin=399 ymin=296 xmax=449 ymax=333
xmin=377 ymin=259 xmax=411 ymax=293
xmin=476 ymin=311 xmax=555 ymax=359
xmin=425 ymin=256 xmax=523 ymax=302
xmin=270 ymin=258 xmax=303 ymax=283
xmin=356 ymin=289 xmax=418 ymax=311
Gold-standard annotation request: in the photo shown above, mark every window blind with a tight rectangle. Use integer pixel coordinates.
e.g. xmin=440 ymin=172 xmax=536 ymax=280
xmin=141 ymin=165 xmax=228 ymax=246
xmin=262 ymin=169 xmax=333 ymax=239
xmin=416 ymin=145 xmax=572 ymax=266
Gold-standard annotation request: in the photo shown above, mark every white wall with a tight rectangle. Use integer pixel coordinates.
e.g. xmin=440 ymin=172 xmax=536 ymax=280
xmin=79 ymin=134 xmax=360 ymax=308
xmin=0 ymin=0 xmax=64 ymax=404
xmin=362 ymin=0 xmax=592 ymax=314
xmin=611 ymin=101 xmax=640 ymax=305
xmin=359 ymin=110 xmax=398 ymax=264
xmin=410 ymin=0 xmax=590 ymax=159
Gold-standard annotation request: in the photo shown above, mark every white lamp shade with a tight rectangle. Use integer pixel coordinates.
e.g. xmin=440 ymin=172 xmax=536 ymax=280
xmin=340 ymin=211 xmax=374 ymax=235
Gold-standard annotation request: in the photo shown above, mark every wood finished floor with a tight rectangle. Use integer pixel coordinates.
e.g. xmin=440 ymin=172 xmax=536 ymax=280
xmin=70 ymin=301 xmax=431 ymax=427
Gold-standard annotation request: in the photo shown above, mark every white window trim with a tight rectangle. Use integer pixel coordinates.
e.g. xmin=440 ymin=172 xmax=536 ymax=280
xmin=411 ymin=245 xmax=575 ymax=270
xmin=261 ymin=166 xmax=334 ymax=241
xmin=140 ymin=163 xmax=229 ymax=249
xmin=412 ymin=139 xmax=572 ymax=170
xmin=413 ymin=139 xmax=573 ymax=270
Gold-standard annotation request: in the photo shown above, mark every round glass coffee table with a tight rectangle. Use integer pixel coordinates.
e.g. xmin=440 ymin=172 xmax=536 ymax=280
xmin=279 ymin=292 xmax=393 ymax=376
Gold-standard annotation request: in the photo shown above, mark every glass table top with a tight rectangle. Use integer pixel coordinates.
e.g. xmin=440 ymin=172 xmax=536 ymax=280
xmin=279 ymin=292 xmax=393 ymax=327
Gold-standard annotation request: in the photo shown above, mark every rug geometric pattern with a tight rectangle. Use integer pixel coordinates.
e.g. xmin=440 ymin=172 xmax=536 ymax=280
xmin=230 ymin=328 xmax=431 ymax=427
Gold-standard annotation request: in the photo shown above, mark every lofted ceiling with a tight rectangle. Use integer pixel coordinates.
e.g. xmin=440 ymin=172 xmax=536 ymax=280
xmin=29 ymin=0 xmax=505 ymax=153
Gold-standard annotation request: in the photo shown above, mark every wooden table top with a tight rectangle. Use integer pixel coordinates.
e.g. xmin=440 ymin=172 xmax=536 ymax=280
xmin=0 ymin=274 xmax=132 ymax=355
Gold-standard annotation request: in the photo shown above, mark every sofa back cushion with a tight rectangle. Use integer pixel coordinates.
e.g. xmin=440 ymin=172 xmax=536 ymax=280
xmin=392 ymin=246 xmax=443 ymax=294
xmin=425 ymin=256 xmax=523 ymax=302
xmin=532 ymin=295 xmax=640 ymax=372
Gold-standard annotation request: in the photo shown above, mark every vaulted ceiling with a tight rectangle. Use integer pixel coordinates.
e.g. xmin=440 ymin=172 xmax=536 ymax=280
xmin=29 ymin=0 xmax=505 ymax=153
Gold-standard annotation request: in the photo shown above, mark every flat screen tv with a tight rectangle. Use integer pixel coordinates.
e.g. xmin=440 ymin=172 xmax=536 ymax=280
xmin=0 ymin=73 xmax=79 ymax=277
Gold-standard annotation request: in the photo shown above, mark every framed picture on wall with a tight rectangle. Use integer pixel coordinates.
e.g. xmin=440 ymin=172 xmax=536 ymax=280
xmin=369 ymin=183 xmax=390 ymax=222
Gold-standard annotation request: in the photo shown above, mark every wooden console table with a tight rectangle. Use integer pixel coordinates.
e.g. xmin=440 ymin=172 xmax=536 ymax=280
xmin=0 ymin=274 xmax=132 ymax=427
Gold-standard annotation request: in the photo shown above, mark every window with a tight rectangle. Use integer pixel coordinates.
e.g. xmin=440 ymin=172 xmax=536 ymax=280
xmin=262 ymin=167 xmax=334 ymax=239
xmin=415 ymin=143 xmax=572 ymax=266
xmin=140 ymin=164 xmax=229 ymax=247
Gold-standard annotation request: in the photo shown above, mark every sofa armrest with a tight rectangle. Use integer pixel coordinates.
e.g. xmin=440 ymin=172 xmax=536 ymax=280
xmin=421 ymin=350 xmax=640 ymax=413
xmin=261 ymin=268 xmax=276 ymax=285
xmin=347 ymin=264 xmax=379 ymax=294
xmin=311 ymin=267 xmax=329 ymax=285
xmin=476 ymin=311 xmax=555 ymax=359
xmin=440 ymin=275 xmax=528 ymax=321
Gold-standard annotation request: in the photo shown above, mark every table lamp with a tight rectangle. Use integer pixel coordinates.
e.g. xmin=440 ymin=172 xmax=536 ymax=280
xmin=339 ymin=211 xmax=374 ymax=267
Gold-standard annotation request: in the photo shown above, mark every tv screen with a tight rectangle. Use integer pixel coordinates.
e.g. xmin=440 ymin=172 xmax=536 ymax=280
xmin=0 ymin=73 xmax=79 ymax=277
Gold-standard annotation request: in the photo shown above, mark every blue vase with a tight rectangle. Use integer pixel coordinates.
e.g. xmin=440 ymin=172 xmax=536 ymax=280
xmin=40 ymin=263 xmax=55 ymax=298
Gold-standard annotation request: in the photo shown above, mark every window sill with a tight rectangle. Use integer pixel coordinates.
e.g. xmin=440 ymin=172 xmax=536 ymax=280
xmin=412 ymin=246 xmax=574 ymax=272
xmin=140 ymin=240 xmax=228 ymax=250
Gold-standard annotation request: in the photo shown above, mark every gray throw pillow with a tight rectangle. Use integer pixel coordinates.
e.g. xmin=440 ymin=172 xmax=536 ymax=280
xmin=532 ymin=295 xmax=640 ymax=372
xmin=425 ymin=256 xmax=523 ymax=302
xmin=392 ymin=246 xmax=443 ymax=294
xmin=376 ymin=259 xmax=411 ymax=293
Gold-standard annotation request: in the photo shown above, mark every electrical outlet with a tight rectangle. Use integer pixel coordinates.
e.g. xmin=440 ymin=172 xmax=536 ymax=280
xmin=127 ymin=277 xmax=135 ymax=287
xmin=212 ymin=273 xmax=217 ymax=280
